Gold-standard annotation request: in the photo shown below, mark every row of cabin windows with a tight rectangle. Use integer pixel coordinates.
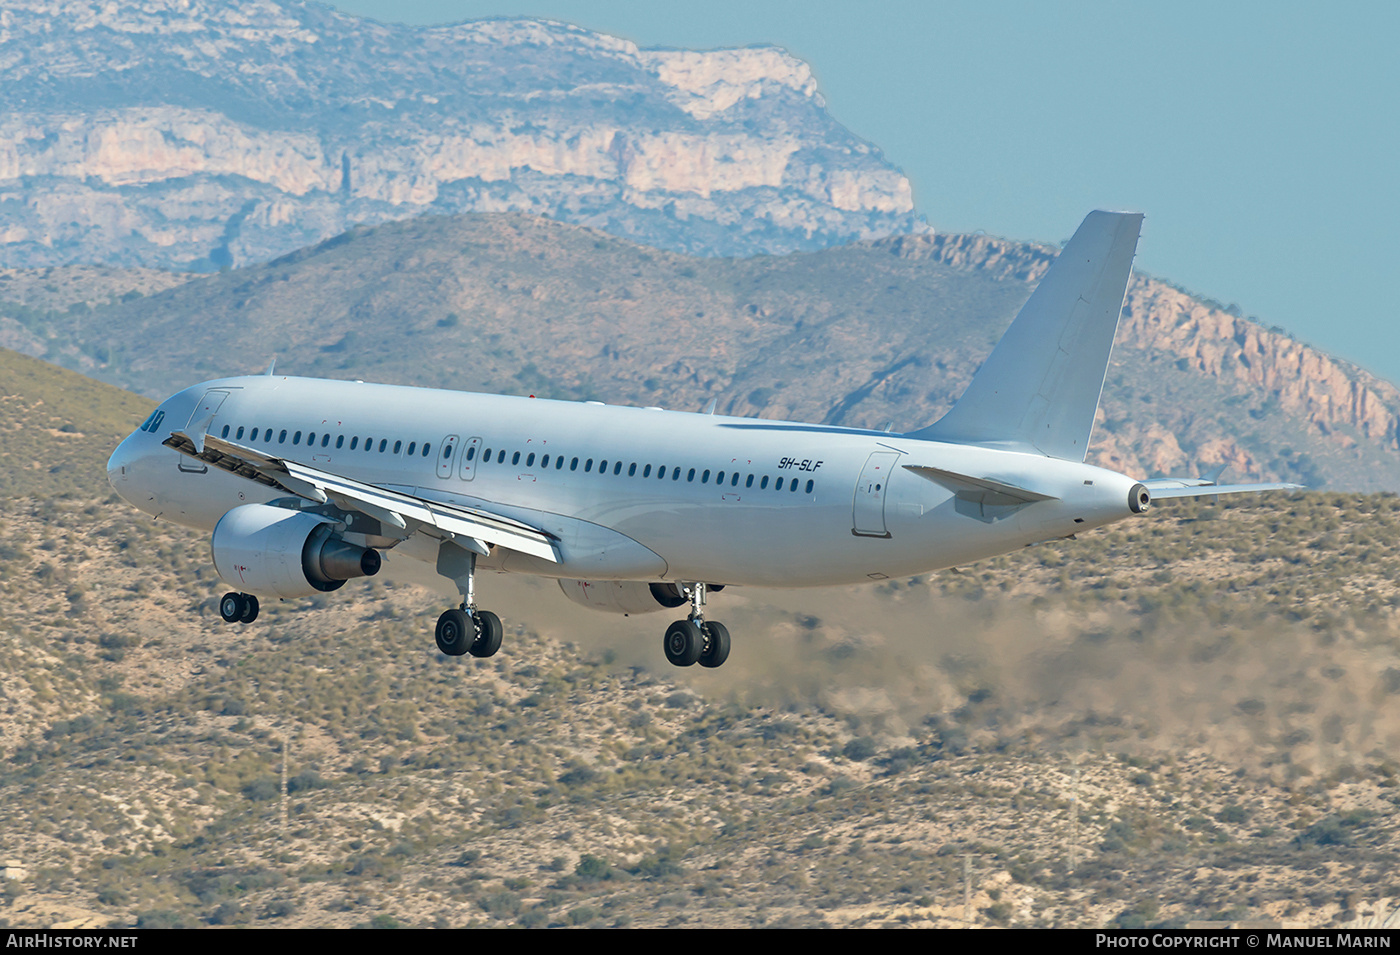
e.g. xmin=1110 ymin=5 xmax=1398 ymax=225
xmin=217 ymin=423 xmax=816 ymax=495
xmin=220 ymin=424 xmax=433 ymax=458
xmin=468 ymin=445 xmax=815 ymax=494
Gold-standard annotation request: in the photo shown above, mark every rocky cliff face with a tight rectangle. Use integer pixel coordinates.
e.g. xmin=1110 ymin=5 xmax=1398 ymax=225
xmin=0 ymin=0 xmax=923 ymax=270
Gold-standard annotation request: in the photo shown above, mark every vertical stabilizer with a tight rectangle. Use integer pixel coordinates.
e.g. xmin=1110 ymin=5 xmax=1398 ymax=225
xmin=907 ymin=211 xmax=1142 ymax=461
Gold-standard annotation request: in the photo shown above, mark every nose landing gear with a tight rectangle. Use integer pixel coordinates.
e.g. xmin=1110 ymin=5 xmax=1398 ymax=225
xmin=219 ymin=592 xmax=260 ymax=624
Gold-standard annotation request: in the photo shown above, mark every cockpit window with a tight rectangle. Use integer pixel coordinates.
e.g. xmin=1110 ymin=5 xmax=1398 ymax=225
xmin=140 ymin=410 xmax=166 ymax=433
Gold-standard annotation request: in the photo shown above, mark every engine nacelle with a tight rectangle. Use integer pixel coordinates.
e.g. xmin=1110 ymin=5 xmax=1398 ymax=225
xmin=558 ymin=580 xmax=686 ymax=615
xmin=211 ymin=503 xmax=381 ymax=599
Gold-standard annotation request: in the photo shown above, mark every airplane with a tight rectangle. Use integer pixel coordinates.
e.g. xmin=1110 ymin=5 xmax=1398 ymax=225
xmin=106 ymin=211 xmax=1300 ymax=669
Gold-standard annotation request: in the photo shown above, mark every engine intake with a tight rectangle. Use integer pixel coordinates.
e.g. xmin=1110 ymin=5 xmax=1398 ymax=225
xmin=212 ymin=503 xmax=380 ymax=599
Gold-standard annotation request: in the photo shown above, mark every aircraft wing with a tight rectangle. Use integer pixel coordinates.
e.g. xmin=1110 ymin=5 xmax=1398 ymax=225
xmin=162 ymin=432 xmax=559 ymax=562
xmin=1143 ymin=477 xmax=1304 ymax=500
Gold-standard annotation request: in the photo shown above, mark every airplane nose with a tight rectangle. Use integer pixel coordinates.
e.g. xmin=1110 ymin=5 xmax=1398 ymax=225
xmin=107 ymin=435 xmax=137 ymax=492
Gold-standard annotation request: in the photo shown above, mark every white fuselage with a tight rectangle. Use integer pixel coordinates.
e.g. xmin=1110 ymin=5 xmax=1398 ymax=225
xmin=108 ymin=375 xmax=1143 ymax=588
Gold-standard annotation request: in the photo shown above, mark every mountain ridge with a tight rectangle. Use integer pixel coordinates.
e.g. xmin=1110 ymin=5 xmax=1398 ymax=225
xmin=0 ymin=0 xmax=923 ymax=270
xmin=4 ymin=212 xmax=1396 ymax=491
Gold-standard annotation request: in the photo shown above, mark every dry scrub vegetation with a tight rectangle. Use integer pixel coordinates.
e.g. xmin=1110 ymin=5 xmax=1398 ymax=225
xmin=1 ymin=349 xmax=1397 ymax=928
xmin=2 ymin=498 xmax=1398 ymax=928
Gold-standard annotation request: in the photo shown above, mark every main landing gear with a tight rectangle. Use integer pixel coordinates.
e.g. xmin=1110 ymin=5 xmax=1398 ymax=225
xmin=433 ymin=542 xmax=502 ymax=659
xmin=435 ymin=607 xmax=502 ymax=658
xmin=219 ymin=591 xmax=260 ymax=624
xmin=663 ymin=582 xmax=731 ymax=669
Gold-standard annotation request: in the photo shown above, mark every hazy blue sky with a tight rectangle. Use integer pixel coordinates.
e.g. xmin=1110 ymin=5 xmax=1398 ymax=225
xmin=327 ymin=1 xmax=1399 ymax=385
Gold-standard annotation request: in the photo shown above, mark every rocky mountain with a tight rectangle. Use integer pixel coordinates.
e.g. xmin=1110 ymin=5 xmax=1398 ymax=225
xmin=0 ymin=0 xmax=923 ymax=270
xmin=4 ymin=213 xmax=1398 ymax=491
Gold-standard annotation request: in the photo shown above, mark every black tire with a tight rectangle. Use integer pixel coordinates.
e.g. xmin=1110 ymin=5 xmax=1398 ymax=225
xmin=239 ymin=594 xmax=259 ymax=624
xmin=435 ymin=608 xmax=475 ymax=656
xmin=219 ymin=592 xmax=245 ymax=623
xmin=663 ymin=619 xmax=703 ymax=667
xmin=470 ymin=610 xmax=503 ymax=658
xmin=699 ymin=621 xmax=731 ymax=668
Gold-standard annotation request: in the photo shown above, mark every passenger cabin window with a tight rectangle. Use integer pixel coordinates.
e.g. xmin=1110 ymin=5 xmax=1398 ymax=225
xmin=379 ymin=439 xmax=387 ymax=452
xmin=323 ymin=434 xmax=331 ymax=448
xmin=512 ymin=451 xmax=521 ymax=465
xmin=335 ymin=435 xmax=343 ymax=449
xmin=408 ymin=441 xmax=416 ymax=455
xmin=393 ymin=440 xmax=402 ymax=454
xmin=422 ymin=444 xmax=431 ymax=457
xmin=279 ymin=430 xmax=288 ymax=444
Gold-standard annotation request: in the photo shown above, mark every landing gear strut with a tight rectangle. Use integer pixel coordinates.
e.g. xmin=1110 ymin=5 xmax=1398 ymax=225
xmin=663 ymin=583 xmax=731 ymax=668
xmin=219 ymin=592 xmax=259 ymax=624
xmin=434 ymin=541 xmax=503 ymax=659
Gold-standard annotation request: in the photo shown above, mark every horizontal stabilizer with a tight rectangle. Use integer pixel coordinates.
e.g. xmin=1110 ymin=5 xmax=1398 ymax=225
xmin=905 ymin=465 xmax=1058 ymax=505
xmin=1144 ymin=478 xmax=1304 ymax=500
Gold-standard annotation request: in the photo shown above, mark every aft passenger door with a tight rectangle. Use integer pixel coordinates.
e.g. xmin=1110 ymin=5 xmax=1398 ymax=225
xmin=852 ymin=451 xmax=900 ymax=538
